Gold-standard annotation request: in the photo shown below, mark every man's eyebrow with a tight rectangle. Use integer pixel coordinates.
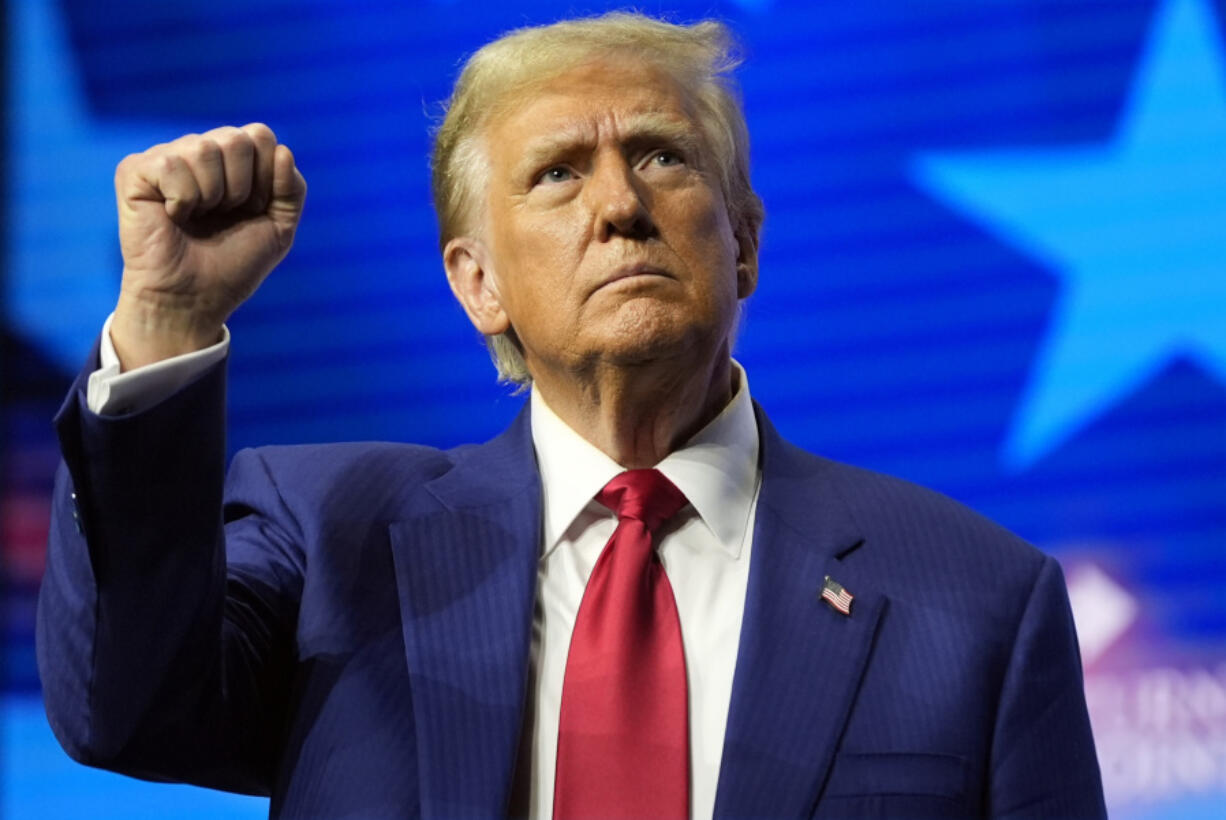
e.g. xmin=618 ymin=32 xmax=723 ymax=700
xmin=515 ymin=114 xmax=702 ymax=172
xmin=619 ymin=114 xmax=703 ymax=153
xmin=516 ymin=130 xmax=596 ymax=171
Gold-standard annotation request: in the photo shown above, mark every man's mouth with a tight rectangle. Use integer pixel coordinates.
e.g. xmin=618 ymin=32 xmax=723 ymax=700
xmin=595 ymin=263 xmax=673 ymax=293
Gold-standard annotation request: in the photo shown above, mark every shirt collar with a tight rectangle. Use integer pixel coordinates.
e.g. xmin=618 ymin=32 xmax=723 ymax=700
xmin=530 ymin=361 xmax=760 ymax=560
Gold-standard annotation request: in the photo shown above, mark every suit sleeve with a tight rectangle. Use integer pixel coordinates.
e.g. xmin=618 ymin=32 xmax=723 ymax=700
xmin=36 ymin=347 xmax=302 ymax=796
xmin=988 ymin=555 xmax=1107 ymax=818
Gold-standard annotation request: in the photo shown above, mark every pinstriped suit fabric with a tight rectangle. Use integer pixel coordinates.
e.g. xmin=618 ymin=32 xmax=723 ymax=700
xmin=39 ymin=349 xmax=1105 ymax=818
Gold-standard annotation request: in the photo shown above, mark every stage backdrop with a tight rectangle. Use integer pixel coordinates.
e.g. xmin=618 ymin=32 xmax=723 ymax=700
xmin=3 ymin=0 xmax=1225 ymax=816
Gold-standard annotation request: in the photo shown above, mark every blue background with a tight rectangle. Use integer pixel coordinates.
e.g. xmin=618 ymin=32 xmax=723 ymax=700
xmin=3 ymin=0 xmax=1224 ymax=816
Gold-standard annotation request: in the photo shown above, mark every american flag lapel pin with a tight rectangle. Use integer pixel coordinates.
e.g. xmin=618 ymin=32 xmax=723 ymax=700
xmin=820 ymin=575 xmax=854 ymax=616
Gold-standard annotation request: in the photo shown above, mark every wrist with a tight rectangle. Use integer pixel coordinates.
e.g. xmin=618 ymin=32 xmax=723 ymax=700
xmin=111 ymin=288 xmax=225 ymax=371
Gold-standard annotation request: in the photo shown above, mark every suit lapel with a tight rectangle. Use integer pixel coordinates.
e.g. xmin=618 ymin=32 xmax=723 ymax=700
xmin=714 ymin=409 xmax=888 ymax=819
xmin=388 ymin=408 xmax=541 ymax=819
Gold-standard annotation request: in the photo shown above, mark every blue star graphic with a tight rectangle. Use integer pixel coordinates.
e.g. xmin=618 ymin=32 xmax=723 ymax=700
xmin=911 ymin=0 xmax=1226 ymax=471
xmin=6 ymin=0 xmax=189 ymax=372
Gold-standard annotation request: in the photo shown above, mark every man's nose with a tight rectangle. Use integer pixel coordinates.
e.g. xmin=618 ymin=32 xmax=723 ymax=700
xmin=589 ymin=160 xmax=657 ymax=242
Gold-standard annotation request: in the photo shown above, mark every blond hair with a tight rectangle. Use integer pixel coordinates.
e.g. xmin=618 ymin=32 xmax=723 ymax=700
xmin=431 ymin=11 xmax=763 ymax=385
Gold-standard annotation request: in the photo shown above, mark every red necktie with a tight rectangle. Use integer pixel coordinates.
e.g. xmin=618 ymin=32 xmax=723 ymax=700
xmin=553 ymin=469 xmax=690 ymax=820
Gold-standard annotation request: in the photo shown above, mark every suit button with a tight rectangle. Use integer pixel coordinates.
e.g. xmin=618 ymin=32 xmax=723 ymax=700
xmin=70 ymin=491 xmax=84 ymax=534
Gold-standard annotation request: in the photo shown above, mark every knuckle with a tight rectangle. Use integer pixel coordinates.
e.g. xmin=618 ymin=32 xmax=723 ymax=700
xmin=115 ymin=152 xmax=140 ymax=178
xmin=166 ymin=132 xmax=201 ymax=152
xmin=168 ymin=188 xmax=200 ymax=214
xmin=153 ymin=154 xmax=180 ymax=176
xmin=188 ymin=139 xmax=222 ymax=164
xmin=243 ymin=122 xmax=276 ymax=145
xmin=203 ymin=124 xmax=240 ymax=143
xmin=213 ymin=126 xmax=251 ymax=150
xmin=221 ymin=140 xmax=256 ymax=167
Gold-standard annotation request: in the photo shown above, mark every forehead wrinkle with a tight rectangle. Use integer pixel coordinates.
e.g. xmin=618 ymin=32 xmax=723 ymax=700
xmin=517 ymin=123 xmax=598 ymax=170
xmin=616 ymin=111 xmax=701 ymax=149
xmin=516 ymin=110 xmax=701 ymax=172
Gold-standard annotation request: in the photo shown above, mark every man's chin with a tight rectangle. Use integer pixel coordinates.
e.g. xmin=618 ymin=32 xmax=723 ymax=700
xmin=592 ymin=316 xmax=725 ymax=371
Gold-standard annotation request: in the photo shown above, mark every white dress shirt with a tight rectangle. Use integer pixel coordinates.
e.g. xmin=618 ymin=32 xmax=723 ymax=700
xmin=526 ymin=376 xmax=759 ymax=819
xmin=88 ymin=313 xmax=229 ymax=415
xmin=88 ymin=319 xmax=761 ymax=819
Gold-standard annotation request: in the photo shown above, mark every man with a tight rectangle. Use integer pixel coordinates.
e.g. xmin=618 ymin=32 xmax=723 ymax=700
xmin=38 ymin=12 xmax=1107 ymax=819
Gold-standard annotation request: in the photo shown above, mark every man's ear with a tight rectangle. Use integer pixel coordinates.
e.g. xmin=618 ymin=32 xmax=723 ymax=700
xmin=444 ymin=237 xmax=510 ymax=336
xmin=734 ymin=219 xmax=760 ymax=300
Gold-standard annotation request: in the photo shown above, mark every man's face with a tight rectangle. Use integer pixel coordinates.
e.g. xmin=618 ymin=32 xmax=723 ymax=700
xmin=453 ymin=56 xmax=755 ymax=381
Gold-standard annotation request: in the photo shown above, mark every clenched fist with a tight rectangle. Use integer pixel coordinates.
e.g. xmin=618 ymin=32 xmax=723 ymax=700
xmin=111 ymin=123 xmax=307 ymax=369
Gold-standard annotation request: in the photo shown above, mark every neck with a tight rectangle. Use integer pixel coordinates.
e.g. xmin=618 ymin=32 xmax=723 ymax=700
xmin=531 ymin=348 xmax=735 ymax=469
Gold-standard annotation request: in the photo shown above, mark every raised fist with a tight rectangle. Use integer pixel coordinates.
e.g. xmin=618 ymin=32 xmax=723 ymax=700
xmin=111 ymin=123 xmax=307 ymax=369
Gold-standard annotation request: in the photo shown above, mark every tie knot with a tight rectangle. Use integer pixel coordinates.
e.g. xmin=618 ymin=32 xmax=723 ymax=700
xmin=596 ymin=469 xmax=687 ymax=532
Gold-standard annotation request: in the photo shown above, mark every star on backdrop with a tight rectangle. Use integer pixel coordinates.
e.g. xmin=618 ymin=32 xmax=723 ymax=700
xmin=911 ymin=0 xmax=1226 ymax=471
xmin=6 ymin=0 xmax=190 ymax=374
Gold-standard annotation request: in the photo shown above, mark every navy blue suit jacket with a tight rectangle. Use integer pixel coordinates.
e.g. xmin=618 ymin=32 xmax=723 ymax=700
xmin=38 ymin=354 xmax=1106 ymax=818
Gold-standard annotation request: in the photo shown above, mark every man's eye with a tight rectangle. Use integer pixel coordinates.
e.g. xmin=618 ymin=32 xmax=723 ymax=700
xmin=539 ymin=166 xmax=574 ymax=184
xmin=652 ymin=150 xmax=684 ymax=167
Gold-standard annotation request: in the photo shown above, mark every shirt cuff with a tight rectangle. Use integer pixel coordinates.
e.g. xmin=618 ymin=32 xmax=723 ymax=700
xmin=86 ymin=313 xmax=230 ymax=416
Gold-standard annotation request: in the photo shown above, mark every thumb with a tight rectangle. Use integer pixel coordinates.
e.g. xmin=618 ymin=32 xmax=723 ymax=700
xmin=269 ymin=143 xmax=307 ymax=234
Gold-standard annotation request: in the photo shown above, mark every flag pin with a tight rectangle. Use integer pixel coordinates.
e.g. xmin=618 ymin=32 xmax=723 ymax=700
xmin=820 ymin=575 xmax=854 ymax=616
